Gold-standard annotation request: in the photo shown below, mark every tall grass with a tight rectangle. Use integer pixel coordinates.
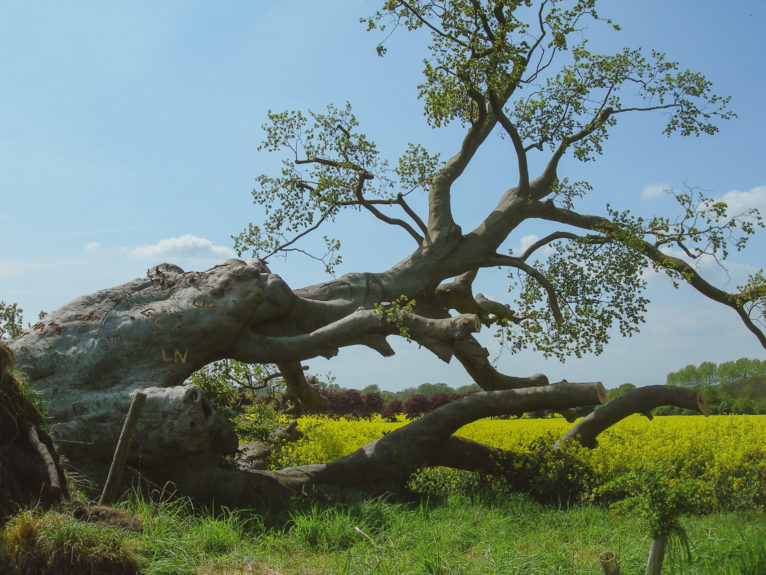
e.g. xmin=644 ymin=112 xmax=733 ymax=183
xmin=1 ymin=488 xmax=763 ymax=574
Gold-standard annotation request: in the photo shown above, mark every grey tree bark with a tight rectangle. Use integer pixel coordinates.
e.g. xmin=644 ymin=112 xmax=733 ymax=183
xmin=8 ymin=258 xmax=709 ymax=507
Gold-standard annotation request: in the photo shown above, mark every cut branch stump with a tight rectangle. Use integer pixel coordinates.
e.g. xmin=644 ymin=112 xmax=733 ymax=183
xmin=598 ymin=550 xmax=620 ymax=574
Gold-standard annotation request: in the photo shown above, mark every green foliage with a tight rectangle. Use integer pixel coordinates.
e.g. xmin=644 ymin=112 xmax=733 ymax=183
xmin=407 ymin=467 xmax=486 ymax=497
xmin=366 ymin=1 xmax=731 ymax=144
xmin=408 ymin=435 xmax=594 ymax=507
xmin=0 ymin=301 xmax=23 ymax=341
xmin=506 ymin=436 xmax=595 ymax=506
xmin=372 ymin=295 xmax=417 ymax=339
xmin=505 ymin=234 xmax=649 ymax=359
xmin=595 ymin=465 xmax=716 ymax=567
xmin=185 ymin=359 xmax=286 ymax=442
xmin=233 ymin=102 xmax=438 ymax=273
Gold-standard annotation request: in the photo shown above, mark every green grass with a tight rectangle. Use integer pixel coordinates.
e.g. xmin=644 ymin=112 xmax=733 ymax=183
xmin=1 ymin=490 xmax=763 ymax=574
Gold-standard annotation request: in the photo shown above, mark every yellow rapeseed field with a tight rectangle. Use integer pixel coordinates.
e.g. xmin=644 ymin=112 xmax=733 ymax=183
xmin=271 ymin=414 xmax=766 ymax=508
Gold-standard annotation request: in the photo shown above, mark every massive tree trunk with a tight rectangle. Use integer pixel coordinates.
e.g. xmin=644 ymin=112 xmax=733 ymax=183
xmin=8 ymin=259 xmax=708 ymax=507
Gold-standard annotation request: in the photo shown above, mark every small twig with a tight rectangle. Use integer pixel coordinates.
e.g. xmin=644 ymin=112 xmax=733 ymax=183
xmin=354 ymin=525 xmax=380 ymax=548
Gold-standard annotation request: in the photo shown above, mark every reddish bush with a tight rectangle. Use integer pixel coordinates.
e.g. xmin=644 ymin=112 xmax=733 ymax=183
xmin=403 ymin=394 xmax=430 ymax=419
xmin=428 ymin=393 xmax=451 ymax=411
xmin=362 ymin=392 xmax=385 ymax=418
xmin=381 ymin=399 xmax=403 ymax=421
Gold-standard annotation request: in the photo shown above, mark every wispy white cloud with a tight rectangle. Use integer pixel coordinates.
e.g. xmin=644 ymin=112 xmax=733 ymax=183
xmin=0 ymin=262 xmax=12 ymax=280
xmin=719 ymin=185 xmax=766 ymax=215
xmin=84 ymin=242 xmax=100 ymax=252
xmin=126 ymin=234 xmax=234 ymax=262
xmin=518 ymin=234 xmax=540 ymax=255
xmin=515 ymin=234 xmax=557 ymax=258
xmin=641 ymin=183 xmax=668 ymax=200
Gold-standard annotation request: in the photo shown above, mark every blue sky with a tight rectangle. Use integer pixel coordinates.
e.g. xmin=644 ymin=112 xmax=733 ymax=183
xmin=2 ymin=1 xmax=765 ymax=391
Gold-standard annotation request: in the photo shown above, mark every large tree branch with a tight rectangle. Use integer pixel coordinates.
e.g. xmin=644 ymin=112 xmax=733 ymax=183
xmin=539 ymin=203 xmax=766 ymax=348
xmin=452 ymin=336 xmax=548 ymax=390
xmin=427 ymin=114 xmax=497 ymax=242
xmin=235 ymin=308 xmax=481 ymax=365
xmin=435 ymin=270 xmax=517 ymax=326
xmin=555 ymin=385 xmax=708 ymax=449
xmin=488 ymin=90 xmax=530 ymax=197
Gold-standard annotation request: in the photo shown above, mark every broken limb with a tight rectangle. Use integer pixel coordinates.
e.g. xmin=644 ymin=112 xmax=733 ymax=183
xmin=555 ymin=385 xmax=708 ymax=449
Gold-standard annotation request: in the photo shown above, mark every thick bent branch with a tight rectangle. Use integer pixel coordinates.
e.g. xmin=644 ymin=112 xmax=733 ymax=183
xmin=452 ymin=336 xmax=549 ymax=390
xmin=555 ymin=385 xmax=708 ymax=449
xmin=427 ymin=114 xmax=497 ymax=242
xmin=235 ymin=308 xmax=481 ymax=364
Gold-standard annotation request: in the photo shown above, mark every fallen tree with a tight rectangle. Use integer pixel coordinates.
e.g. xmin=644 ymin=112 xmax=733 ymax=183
xmin=0 ymin=342 xmax=69 ymax=523
xmin=7 ymin=0 xmax=765 ymax=506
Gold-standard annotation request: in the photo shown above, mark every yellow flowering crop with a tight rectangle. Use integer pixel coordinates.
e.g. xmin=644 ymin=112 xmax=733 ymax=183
xmin=269 ymin=414 xmax=765 ymax=508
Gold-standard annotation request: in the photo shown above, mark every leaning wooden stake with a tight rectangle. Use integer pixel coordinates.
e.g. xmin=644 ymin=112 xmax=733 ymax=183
xmin=599 ymin=550 xmax=620 ymax=574
xmin=99 ymin=391 xmax=146 ymax=506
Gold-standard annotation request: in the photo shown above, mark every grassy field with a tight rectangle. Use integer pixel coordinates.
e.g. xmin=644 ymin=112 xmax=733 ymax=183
xmin=0 ymin=490 xmax=763 ymax=574
xmin=1 ymin=414 xmax=764 ymax=574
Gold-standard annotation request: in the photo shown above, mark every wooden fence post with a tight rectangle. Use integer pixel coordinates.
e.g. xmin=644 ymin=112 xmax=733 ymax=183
xmin=599 ymin=550 xmax=620 ymax=575
xmin=99 ymin=391 xmax=146 ymax=506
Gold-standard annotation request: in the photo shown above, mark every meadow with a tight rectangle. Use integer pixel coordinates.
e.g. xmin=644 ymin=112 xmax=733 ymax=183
xmin=1 ymin=414 xmax=764 ymax=574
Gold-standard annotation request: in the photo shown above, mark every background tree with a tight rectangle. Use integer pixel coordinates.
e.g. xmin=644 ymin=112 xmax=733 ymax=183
xmin=663 ymin=358 xmax=766 ymax=414
xmin=7 ymin=0 xmax=764 ymax=505
xmin=0 ymin=302 xmax=23 ymax=341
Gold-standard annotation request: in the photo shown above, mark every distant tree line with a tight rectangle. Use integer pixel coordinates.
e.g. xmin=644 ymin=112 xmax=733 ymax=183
xmin=313 ymin=382 xmax=481 ymax=420
xmin=315 ymin=358 xmax=766 ymax=418
xmin=660 ymin=358 xmax=766 ymax=415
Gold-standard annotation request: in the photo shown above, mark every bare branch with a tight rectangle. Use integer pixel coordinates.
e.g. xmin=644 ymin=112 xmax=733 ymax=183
xmin=519 ymin=231 xmax=608 ymax=261
xmin=481 ymin=253 xmax=564 ymax=323
xmin=397 ymin=193 xmax=430 ymax=239
xmin=488 ymin=90 xmax=530 ymax=196
xmin=265 ymin=209 xmax=336 ymax=260
xmin=351 ymin=173 xmax=425 ymax=244
xmin=396 ymin=0 xmax=470 ymax=49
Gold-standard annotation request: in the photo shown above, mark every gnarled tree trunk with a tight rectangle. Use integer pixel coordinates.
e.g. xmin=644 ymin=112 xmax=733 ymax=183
xmin=8 ymin=259 xmax=708 ymax=507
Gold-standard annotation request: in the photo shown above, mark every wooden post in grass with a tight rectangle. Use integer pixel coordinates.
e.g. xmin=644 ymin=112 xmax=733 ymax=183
xmin=99 ymin=391 xmax=146 ymax=506
xmin=599 ymin=551 xmax=620 ymax=574
xmin=646 ymin=536 xmax=667 ymax=575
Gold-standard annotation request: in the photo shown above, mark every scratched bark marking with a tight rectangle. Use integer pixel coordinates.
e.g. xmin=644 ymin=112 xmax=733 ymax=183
xmin=161 ymin=348 xmax=188 ymax=364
